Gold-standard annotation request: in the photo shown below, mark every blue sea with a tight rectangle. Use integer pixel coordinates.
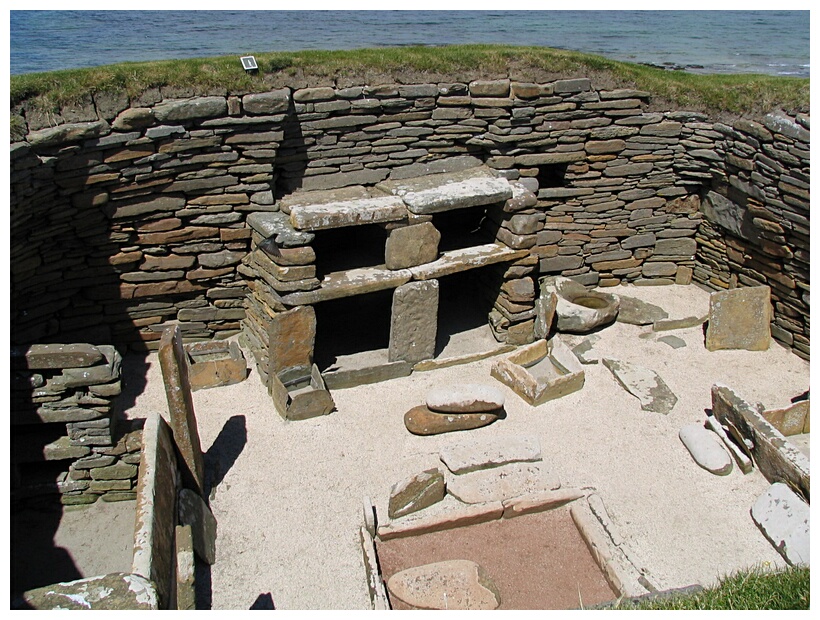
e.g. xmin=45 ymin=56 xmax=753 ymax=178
xmin=9 ymin=10 xmax=810 ymax=78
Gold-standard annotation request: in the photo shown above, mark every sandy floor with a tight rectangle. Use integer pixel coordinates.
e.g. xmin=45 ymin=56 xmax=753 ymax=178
xmin=71 ymin=283 xmax=810 ymax=609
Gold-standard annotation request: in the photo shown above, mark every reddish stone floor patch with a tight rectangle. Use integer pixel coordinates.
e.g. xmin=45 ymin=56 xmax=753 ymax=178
xmin=375 ymin=507 xmax=617 ymax=610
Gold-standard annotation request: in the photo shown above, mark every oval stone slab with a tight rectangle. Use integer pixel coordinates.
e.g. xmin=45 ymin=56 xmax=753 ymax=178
xmin=426 ymin=384 xmax=505 ymax=413
xmin=387 ymin=560 xmax=501 ymax=610
xmin=679 ymin=423 xmax=733 ymax=475
xmin=404 ymin=405 xmax=499 ymax=436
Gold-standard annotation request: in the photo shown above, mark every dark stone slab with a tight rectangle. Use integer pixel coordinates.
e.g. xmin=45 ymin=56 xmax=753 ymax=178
xmin=158 ymin=326 xmax=205 ymax=496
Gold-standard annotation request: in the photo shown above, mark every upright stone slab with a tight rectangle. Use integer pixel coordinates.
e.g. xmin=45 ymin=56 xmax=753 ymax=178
xmin=132 ymin=415 xmax=179 ymax=610
xmin=705 ymin=286 xmax=771 ymax=351
xmin=178 ymin=488 xmax=217 ymax=565
xmin=389 ymin=280 xmax=439 ymax=364
xmin=385 ymin=222 xmax=441 ymax=270
xmin=158 ymin=326 xmax=205 ymax=495
xmin=268 ymin=305 xmax=316 ymax=383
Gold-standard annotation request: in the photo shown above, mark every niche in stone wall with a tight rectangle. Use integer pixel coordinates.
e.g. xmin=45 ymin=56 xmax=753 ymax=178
xmin=435 ymin=267 xmax=499 ymax=357
xmin=536 ymin=163 xmax=568 ymax=190
xmin=432 ymin=204 xmax=495 ymax=252
xmin=310 ymin=224 xmax=390 ymax=280
xmin=313 ymin=288 xmax=394 ymax=373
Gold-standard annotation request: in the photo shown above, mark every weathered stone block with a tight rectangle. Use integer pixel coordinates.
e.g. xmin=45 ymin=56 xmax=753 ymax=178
xmin=385 ymin=222 xmax=441 ymax=270
xmin=602 ymin=358 xmax=677 ymax=414
xmin=388 ymin=468 xmax=446 ymax=519
xmin=11 ymin=343 xmax=103 ymax=370
xmin=705 ymin=286 xmax=771 ymax=352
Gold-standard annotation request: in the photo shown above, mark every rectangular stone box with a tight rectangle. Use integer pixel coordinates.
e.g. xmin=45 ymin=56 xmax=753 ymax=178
xmin=270 ymin=364 xmax=335 ymax=421
xmin=491 ymin=338 xmax=585 ymax=406
xmin=184 ymin=340 xmax=248 ymax=391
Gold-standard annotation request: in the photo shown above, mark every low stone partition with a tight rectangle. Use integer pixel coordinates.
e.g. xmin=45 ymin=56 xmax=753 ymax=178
xmin=11 ymin=343 xmax=141 ymax=505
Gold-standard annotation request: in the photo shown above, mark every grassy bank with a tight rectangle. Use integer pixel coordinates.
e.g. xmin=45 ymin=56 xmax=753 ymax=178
xmin=10 ymin=45 xmax=809 ymax=118
xmin=613 ymin=565 xmax=810 ymax=610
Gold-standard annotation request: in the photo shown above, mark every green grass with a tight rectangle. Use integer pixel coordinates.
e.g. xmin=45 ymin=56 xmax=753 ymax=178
xmin=10 ymin=45 xmax=809 ymax=119
xmin=612 ymin=565 xmax=810 ymax=610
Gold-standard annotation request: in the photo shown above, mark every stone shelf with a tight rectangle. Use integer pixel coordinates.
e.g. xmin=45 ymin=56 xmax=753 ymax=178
xmin=409 ymin=244 xmax=530 ymax=280
xmin=280 ymin=243 xmax=529 ymax=306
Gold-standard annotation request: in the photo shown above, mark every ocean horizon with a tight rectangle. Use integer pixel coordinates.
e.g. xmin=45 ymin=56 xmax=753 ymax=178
xmin=10 ymin=10 xmax=810 ymax=78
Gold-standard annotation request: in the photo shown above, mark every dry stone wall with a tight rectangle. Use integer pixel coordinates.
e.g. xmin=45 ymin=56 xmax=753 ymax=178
xmin=11 ymin=343 xmax=142 ymax=504
xmin=10 ymin=76 xmax=809 ymax=358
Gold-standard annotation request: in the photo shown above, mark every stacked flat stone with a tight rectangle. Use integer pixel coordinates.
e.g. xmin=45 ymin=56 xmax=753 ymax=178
xmin=10 ymin=77 xmax=808 ymax=361
xmin=11 ymin=343 xmax=140 ymax=504
xmin=404 ymin=384 xmax=505 ymax=435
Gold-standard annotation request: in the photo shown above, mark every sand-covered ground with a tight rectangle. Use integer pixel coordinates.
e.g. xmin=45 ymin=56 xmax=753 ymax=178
xmin=41 ymin=283 xmax=810 ymax=610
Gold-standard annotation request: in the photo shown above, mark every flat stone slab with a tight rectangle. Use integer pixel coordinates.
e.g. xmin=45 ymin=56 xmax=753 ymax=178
xmin=679 ymin=424 xmax=733 ymax=475
xmin=277 ymin=184 xmax=372 ymax=214
xmin=409 ymin=244 xmax=529 ymax=280
xmin=386 ymin=560 xmax=501 ymax=610
xmin=388 ymin=468 xmax=446 ymax=519
xmin=14 ymin=573 xmax=158 ymax=610
xmin=652 ymin=315 xmax=707 ymax=332
xmin=502 ymin=488 xmax=586 ymax=518
xmin=615 ymin=295 xmax=669 ymax=325
xmin=404 ymin=405 xmax=500 ymax=436
xmin=377 ymin=496 xmax=504 ymax=540
xmin=11 ymin=343 xmax=104 ymax=370
xmin=246 ymin=211 xmax=315 ymax=247
xmin=447 ymin=461 xmax=560 ymax=504
xmin=571 ymin=334 xmax=601 ymax=364
xmin=751 ymin=482 xmax=810 ymax=566
xmin=281 ymin=266 xmax=412 ymax=305
xmin=658 ymin=335 xmax=687 ymax=349
xmin=706 ymin=286 xmax=771 ymax=351
xmin=439 ymin=435 xmax=542 ymax=474
xmin=427 ymin=383 xmax=505 ymax=413
xmin=602 ymin=358 xmax=678 ymax=414
xmin=289 ymin=195 xmax=407 ymax=231
xmin=377 ymin=166 xmax=512 ymax=215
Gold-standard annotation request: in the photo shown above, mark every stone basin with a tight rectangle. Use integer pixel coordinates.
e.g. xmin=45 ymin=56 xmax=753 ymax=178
xmin=491 ymin=338 xmax=585 ymax=406
xmin=540 ymin=277 xmax=620 ymax=334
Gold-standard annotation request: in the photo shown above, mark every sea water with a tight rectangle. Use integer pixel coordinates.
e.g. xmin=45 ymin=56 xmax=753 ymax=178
xmin=10 ymin=10 xmax=809 ymax=78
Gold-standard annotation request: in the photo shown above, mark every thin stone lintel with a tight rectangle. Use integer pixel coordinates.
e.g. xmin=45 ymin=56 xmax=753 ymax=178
xmin=280 ymin=266 xmax=413 ymax=305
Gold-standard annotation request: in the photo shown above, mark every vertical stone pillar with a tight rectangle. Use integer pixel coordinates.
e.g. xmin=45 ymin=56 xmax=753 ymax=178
xmin=389 ymin=280 xmax=440 ymax=364
xmin=268 ymin=305 xmax=316 ymax=385
xmin=158 ymin=325 xmax=205 ymax=496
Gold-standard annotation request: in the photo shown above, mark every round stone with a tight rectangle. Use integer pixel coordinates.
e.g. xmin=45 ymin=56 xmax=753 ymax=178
xmin=404 ymin=406 xmax=499 ymax=436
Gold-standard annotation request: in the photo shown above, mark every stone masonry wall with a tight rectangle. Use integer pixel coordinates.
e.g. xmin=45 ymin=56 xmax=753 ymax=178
xmin=11 ymin=343 xmax=142 ymax=505
xmin=10 ymin=77 xmax=809 ymax=357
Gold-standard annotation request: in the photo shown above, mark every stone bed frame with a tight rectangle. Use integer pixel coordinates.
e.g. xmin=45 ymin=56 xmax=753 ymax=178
xmin=359 ymin=489 xmax=653 ymax=610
